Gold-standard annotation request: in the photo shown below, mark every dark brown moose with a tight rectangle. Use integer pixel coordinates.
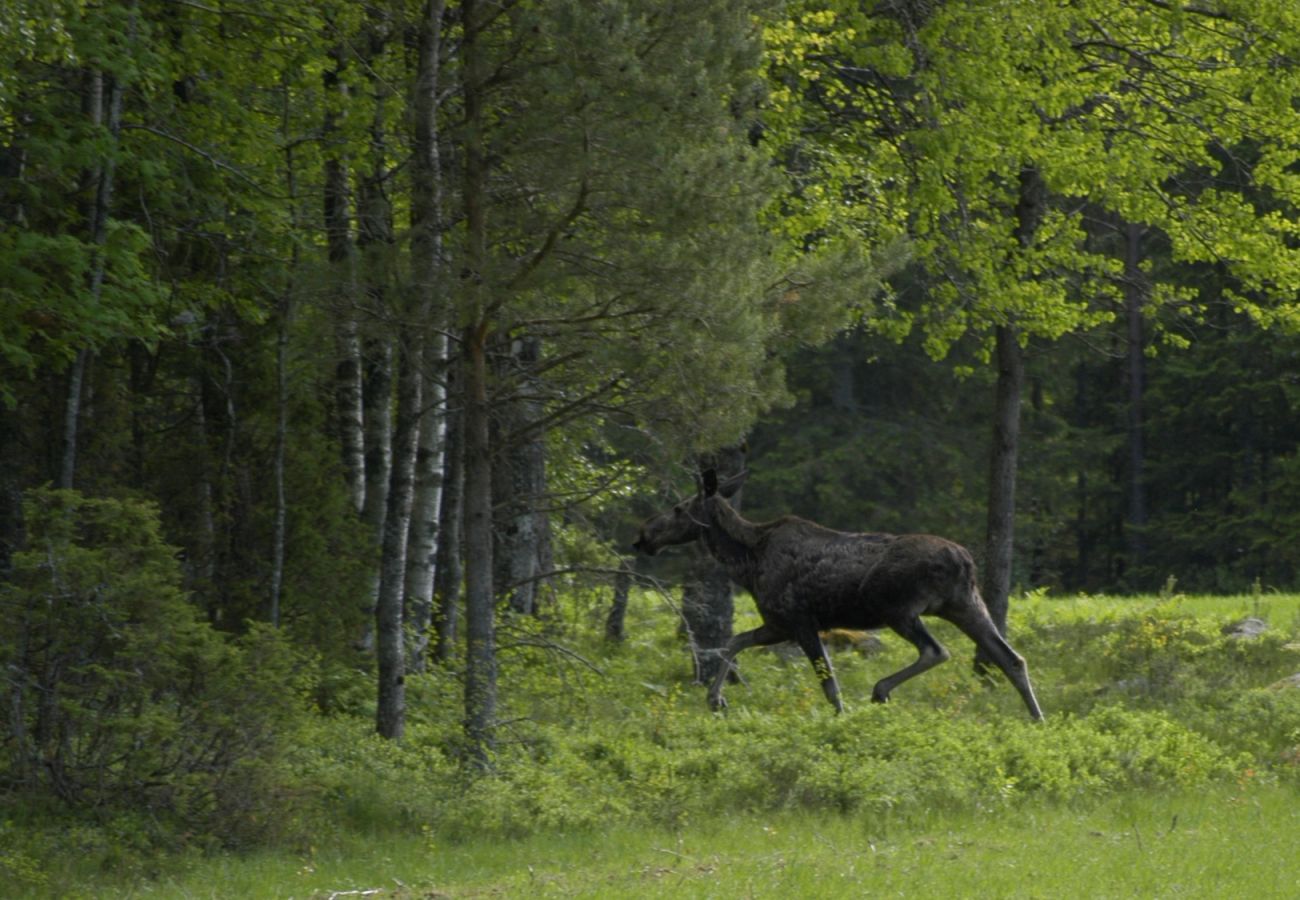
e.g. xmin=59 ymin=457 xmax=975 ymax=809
xmin=633 ymin=470 xmax=1043 ymax=720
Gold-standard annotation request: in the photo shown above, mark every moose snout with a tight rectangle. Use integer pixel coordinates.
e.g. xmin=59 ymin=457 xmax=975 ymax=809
xmin=632 ymin=535 xmax=656 ymax=556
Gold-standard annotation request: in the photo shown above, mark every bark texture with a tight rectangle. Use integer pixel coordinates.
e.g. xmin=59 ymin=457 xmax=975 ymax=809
xmin=681 ymin=444 xmax=746 ymax=686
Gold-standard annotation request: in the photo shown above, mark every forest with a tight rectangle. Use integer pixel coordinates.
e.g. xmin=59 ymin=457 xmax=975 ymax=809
xmin=4 ymin=1 xmax=1300 ymax=895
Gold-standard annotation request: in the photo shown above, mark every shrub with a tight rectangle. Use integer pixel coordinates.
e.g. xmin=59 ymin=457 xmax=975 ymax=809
xmin=0 ymin=488 xmax=310 ymax=844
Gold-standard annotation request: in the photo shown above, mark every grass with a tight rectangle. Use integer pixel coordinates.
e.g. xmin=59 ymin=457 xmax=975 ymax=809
xmin=1018 ymin=589 xmax=1300 ymax=629
xmin=60 ymin=781 xmax=1298 ymax=898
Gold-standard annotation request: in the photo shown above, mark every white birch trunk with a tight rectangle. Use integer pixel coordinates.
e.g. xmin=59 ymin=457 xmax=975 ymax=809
xmin=404 ymin=344 xmax=447 ymax=672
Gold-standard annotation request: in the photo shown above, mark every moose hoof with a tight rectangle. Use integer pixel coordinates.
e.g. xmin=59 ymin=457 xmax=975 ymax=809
xmin=708 ymin=693 xmax=728 ymax=712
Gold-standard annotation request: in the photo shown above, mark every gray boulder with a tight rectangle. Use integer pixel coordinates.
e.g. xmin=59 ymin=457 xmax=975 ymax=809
xmin=1221 ymin=616 xmax=1268 ymax=639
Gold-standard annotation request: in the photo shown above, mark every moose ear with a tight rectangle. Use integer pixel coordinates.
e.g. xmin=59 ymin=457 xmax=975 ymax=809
xmin=719 ymin=470 xmax=748 ymax=499
xmin=701 ymin=468 xmax=719 ymax=497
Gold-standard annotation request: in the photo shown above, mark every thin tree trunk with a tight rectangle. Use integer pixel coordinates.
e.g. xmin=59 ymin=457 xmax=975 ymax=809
xmin=270 ymin=293 xmax=290 ymax=628
xmin=357 ymin=30 xmax=396 ymax=565
xmin=335 ymin=325 xmax=365 ymax=513
xmin=432 ymin=364 xmax=464 ymax=664
xmin=493 ymin=336 xmax=549 ymax=615
xmin=405 ymin=350 xmax=447 ymax=672
xmin=0 ymin=405 xmax=21 ymax=577
xmin=982 ymin=325 xmax=1023 ymax=638
xmin=362 ymin=9 xmax=415 ymax=738
xmin=1072 ymin=361 xmax=1092 ymax=591
xmin=375 ymin=336 xmax=423 ymax=740
xmin=682 ymin=444 xmax=746 ymax=686
xmin=59 ymin=352 xmax=89 ymax=490
xmin=355 ymin=337 xmax=392 ymax=651
xmin=1124 ymin=220 xmax=1148 ymax=581
xmin=979 ymin=165 xmax=1042 ymax=642
xmin=461 ymin=0 xmax=496 ymax=765
xmin=404 ymin=0 xmax=449 ymax=674
xmin=324 ymin=47 xmax=364 ymax=517
xmin=605 ymin=559 xmax=633 ymax=642
xmin=271 ymin=121 xmax=302 ymax=629
xmin=462 ymin=325 xmax=497 ymax=765
xmin=361 ymin=342 xmax=395 ymax=529
xmin=191 ymin=375 xmax=217 ymax=620
xmin=61 ymin=60 xmax=125 ymax=490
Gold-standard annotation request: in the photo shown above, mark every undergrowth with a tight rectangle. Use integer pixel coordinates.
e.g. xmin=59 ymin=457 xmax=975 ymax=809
xmin=4 ymin=590 xmax=1300 ymax=896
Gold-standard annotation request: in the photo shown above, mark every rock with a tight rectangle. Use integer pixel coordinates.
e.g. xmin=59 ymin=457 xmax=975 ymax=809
xmin=1268 ymin=673 xmax=1300 ymax=691
xmin=823 ymin=628 xmax=886 ymax=656
xmin=1110 ymin=676 xmax=1154 ymax=695
xmin=1221 ymin=616 xmax=1268 ymax=639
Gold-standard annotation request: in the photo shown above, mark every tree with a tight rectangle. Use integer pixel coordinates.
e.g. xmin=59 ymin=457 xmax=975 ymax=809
xmin=447 ymin=0 xmax=797 ymax=759
xmin=0 ymin=1 xmax=166 ymax=411
xmin=681 ymin=444 xmax=748 ymax=687
xmin=762 ymin=0 xmax=1300 ymax=621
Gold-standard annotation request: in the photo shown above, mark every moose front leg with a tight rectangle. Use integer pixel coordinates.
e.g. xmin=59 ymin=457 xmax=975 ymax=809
xmin=707 ymin=624 xmax=785 ymax=711
xmin=794 ymin=628 xmax=844 ymax=713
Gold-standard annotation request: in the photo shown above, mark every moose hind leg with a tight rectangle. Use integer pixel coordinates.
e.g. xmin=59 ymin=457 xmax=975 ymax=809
xmin=794 ymin=628 xmax=844 ymax=713
xmin=977 ymin=631 xmax=1043 ymax=721
xmin=872 ymin=618 xmax=950 ymax=705
xmin=949 ymin=614 xmax=1044 ymax=720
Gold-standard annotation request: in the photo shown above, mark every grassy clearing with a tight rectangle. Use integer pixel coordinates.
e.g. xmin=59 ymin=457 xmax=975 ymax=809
xmin=6 ymin=591 xmax=1300 ymax=898
xmin=57 ymin=782 xmax=1298 ymax=898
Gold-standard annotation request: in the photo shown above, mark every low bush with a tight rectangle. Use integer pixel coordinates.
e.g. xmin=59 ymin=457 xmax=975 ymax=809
xmin=0 ymin=489 xmax=312 ymax=852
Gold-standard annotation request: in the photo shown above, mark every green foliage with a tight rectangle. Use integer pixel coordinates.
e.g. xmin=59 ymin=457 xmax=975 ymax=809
xmin=0 ymin=488 xmax=311 ymax=843
xmin=764 ymin=0 xmax=1300 ymax=360
xmin=746 ymin=327 xmax=992 ymax=548
xmin=261 ymin=592 xmax=1300 ymax=848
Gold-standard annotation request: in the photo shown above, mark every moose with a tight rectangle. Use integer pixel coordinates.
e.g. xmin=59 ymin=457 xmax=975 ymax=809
xmin=633 ymin=470 xmax=1043 ymax=720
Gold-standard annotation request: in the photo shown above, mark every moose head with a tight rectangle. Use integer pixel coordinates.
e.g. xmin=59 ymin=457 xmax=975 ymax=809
xmin=631 ymin=469 xmax=747 ymax=556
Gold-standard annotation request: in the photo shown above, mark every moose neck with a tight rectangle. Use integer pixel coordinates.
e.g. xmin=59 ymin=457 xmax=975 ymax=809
xmin=703 ymin=498 xmax=760 ymax=589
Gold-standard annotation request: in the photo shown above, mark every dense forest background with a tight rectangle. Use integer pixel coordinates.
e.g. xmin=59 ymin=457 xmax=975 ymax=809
xmin=6 ymin=0 xmax=1300 ymax=836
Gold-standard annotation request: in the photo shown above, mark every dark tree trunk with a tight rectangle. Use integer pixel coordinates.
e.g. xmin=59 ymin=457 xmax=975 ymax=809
xmin=270 ymin=290 xmax=290 ymax=628
xmin=0 ymin=405 xmax=21 ymax=578
xmin=682 ymin=443 xmax=746 ymax=686
xmin=355 ymin=337 xmax=392 ymax=651
xmin=1072 ymin=362 xmax=1092 ymax=591
xmin=982 ymin=324 xmax=1023 ymax=638
xmin=493 ymin=336 xmax=549 ymax=615
xmin=59 ymin=352 xmax=89 ymax=490
xmin=61 ymin=62 xmax=124 ymax=490
xmin=190 ymin=374 xmax=218 ymax=619
xmin=979 ymin=165 xmax=1042 ymax=641
xmin=1123 ymin=220 xmax=1148 ymax=581
xmin=461 ymin=0 xmax=496 ymax=766
xmin=605 ymin=559 xmax=633 ymax=642
xmin=462 ymin=325 xmax=497 ymax=765
xmin=271 ymin=106 xmax=304 ymax=629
